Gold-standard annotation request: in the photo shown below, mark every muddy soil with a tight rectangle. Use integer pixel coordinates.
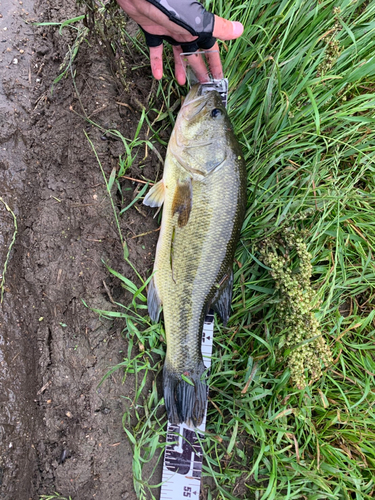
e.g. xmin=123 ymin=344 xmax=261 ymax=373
xmin=0 ymin=0 xmax=164 ymax=498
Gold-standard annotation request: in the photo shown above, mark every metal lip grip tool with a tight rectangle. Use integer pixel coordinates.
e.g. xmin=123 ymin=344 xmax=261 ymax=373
xmin=199 ymin=77 xmax=229 ymax=108
xmin=181 ymin=50 xmax=229 ymax=108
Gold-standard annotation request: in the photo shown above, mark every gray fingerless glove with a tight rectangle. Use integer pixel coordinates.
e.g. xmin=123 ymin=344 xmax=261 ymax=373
xmin=142 ymin=0 xmax=216 ymax=52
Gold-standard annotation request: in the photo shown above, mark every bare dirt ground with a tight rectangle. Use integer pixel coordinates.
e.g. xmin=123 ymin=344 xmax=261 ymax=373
xmin=0 ymin=0 xmax=163 ymax=498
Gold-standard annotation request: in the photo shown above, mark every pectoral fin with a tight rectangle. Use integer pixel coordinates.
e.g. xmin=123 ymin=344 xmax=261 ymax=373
xmin=143 ymin=180 xmax=165 ymax=208
xmin=172 ymin=179 xmax=192 ymax=228
xmin=211 ymin=269 xmax=234 ymax=326
xmin=147 ymin=276 xmax=162 ymax=322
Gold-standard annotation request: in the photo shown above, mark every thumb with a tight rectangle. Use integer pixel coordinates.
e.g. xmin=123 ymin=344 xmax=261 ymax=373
xmin=212 ymin=15 xmax=244 ymax=40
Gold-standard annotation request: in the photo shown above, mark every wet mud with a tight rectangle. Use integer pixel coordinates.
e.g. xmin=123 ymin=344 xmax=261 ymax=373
xmin=0 ymin=0 xmax=162 ymax=498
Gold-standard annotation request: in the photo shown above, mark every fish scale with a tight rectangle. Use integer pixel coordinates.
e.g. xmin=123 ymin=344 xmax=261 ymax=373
xmin=161 ymin=164 xmax=240 ymax=367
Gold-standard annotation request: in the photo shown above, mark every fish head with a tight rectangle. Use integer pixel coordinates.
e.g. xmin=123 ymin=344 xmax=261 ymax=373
xmin=171 ymin=84 xmax=234 ymax=176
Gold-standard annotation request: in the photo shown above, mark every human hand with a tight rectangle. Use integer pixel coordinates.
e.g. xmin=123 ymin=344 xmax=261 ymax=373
xmin=116 ymin=0 xmax=243 ymax=85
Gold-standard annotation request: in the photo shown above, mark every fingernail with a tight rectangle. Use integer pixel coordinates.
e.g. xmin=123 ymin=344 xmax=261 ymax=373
xmin=232 ymin=21 xmax=244 ymax=37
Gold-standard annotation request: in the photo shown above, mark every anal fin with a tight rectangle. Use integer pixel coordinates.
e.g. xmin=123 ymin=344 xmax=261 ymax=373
xmin=211 ymin=269 xmax=234 ymax=326
xmin=147 ymin=276 xmax=162 ymax=322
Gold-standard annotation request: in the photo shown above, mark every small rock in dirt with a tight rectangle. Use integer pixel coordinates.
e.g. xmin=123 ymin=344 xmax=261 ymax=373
xmin=59 ymin=449 xmax=68 ymax=464
xmin=36 ymin=45 xmax=49 ymax=56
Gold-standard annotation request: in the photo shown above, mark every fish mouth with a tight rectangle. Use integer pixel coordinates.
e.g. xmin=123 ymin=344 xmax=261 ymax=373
xmin=182 ymin=83 xmax=202 ymax=104
xmin=181 ymin=84 xmax=208 ymax=120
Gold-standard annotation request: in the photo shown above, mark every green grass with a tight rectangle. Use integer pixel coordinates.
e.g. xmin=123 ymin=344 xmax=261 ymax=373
xmin=57 ymin=0 xmax=375 ymax=498
xmin=207 ymin=1 xmax=375 ymax=497
xmin=34 ymin=15 xmax=89 ymax=91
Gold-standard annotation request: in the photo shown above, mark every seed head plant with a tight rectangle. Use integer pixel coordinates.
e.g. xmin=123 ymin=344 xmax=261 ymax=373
xmin=316 ymin=7 xmax=342 ymax=77
xmin=259 ymin=226 xmax=333 ymax=389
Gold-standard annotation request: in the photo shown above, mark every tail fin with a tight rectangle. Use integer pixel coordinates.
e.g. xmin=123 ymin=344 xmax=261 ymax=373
xmin=163 ymin=361 xmax=207 ymax=428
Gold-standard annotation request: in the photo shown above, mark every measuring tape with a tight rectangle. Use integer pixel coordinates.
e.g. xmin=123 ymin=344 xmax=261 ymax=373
xmin=160 ymin=313 xmax=214 ymax=500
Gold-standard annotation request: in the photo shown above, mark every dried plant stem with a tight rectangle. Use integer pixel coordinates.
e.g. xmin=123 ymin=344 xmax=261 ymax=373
xmin=0 ymin=198 xmax=18 ymax=303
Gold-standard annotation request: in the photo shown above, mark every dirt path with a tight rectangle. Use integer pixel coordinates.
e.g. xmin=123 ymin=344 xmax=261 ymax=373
xmin=0 ymin=0 xmax=162 ymax=498
xmin=0 ymin=0 xmax=40 ymax=495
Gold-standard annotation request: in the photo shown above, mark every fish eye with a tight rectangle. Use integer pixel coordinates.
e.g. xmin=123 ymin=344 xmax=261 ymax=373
xmin=211 ymin=108 xmax=222 ymax=118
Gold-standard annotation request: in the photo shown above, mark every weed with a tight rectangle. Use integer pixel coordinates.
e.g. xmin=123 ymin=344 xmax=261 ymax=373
xmin=259 ymin=226 xmax=333 ymax=389
xmin=35 ymin=15 xmax=88 ymax=91
xmin=78 ymin=0 xmax=132 ymax=89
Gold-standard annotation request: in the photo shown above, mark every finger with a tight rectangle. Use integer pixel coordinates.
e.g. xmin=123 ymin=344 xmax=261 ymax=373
xmin=185 ymin=51 xmax=210 ymax=83
xmin=173 ymin=46 xmax=187 ymax=86
xmin=213 ymin=15 xmax=244 ymax=40
xmin=205 ymin=42 xmax=223 ymax=80
xmin=149 ymin=45 xmax=164 ymax=80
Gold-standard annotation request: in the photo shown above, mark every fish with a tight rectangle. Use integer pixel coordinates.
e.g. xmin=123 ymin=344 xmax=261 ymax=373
xmin=143 ymin=84 xmax=247 ymax=427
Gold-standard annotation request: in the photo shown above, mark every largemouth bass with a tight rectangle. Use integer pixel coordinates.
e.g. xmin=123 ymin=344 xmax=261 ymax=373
xmin=143 ymin=84 xmax=247 ymax=427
